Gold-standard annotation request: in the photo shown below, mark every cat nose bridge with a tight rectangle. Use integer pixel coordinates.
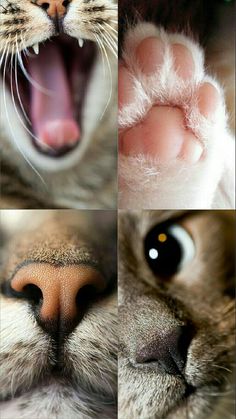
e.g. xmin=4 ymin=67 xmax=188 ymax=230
xmin=11 ymin=263 xmax=105 ymax=322
xmin=35 ymin=0 xmax=69 ymax=19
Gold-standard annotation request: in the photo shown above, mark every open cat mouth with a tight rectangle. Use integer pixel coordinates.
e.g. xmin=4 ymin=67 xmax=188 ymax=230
xmin=3 ymin=35 xmax=97 ymax=158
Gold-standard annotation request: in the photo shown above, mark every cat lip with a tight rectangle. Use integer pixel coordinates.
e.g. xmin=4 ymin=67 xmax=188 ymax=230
xmin=1 ymin=369 xmax=76 ymax=402
xmin=1 ymin=355 xmax=112 ymax=402
xmin=164 ymin=388 xmax=197 ymax=419
xmin=125 ymin=360 xmax=198 ymax=417
xmin=3 ymin=34 xmax=97 ymax=159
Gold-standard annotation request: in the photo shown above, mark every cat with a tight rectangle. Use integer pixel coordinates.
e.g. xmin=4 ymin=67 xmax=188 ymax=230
xmin=0 ymin=210 xmax=117 ymax=418
xmin=118 ymin=0 xmax=235 ymax=209
xmin=0 ymin=0 xmax=117 ymax=209
xmin=118 ymin=210 xmax=235 ymax=419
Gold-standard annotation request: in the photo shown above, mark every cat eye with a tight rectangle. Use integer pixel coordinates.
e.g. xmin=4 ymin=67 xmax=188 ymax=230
xmin=144 ymin=223 xmax=195 ymax=277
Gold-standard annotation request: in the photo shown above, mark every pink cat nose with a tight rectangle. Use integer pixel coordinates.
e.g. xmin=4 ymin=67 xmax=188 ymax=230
xmin=11 ymin=263 xmax=105 ymax=322
xmin=35 ymin=0 xmax=70 ymax=19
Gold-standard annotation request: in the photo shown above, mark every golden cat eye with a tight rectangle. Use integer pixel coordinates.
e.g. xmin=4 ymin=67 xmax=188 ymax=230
xmin=144 ymin=223 xmax=195 ymax=277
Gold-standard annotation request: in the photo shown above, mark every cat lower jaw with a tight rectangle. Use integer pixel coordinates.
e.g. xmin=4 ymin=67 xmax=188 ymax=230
xmin=0 ymin=103 xmax=116 ymax=209
xmin=0 ymin=383 xmax=117 ymax=419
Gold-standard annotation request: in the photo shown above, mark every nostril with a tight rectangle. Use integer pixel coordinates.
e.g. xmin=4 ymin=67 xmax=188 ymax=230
xmin=136 ymin=325 xmax=194 ymax=376
xmin=22 ymin=284 xmax=43 ymax=304
xmin=41 ymin=2 xmax=50 ymax=10
xmin=76 ymin=284 xmax=97 ymax=309
xmin=1 ymin=280 xmax=43 ymax=304
xmin=62 ymin=0 xmax=70 ymax=8
xmin=141 ymin=358 xmax=158 ymax=364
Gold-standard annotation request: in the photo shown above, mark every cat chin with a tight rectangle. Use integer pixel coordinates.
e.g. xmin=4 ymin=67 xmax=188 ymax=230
xmin=119 ymin=358 xmax=234 ymax=419
xmin=119 ymin=383 xmax=217 ymax=419
xmin=0 ymin=383 xmax=117 ymax=419
xmin=0 ymin=53 xmax=112 ymax=173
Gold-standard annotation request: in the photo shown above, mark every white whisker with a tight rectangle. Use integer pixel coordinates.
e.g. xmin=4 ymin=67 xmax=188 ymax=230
xmin=94 ymin=33 xmax=114 ymax=121
xmin=16 ymin=47 xmax=53 ymax=96
xmin=2 ymin=44 xmax=47 ymax=186
xmin=97 ymin=24 xmax=117 ymax=58
xmin=11 ymin=46 xmax=54 ymax=152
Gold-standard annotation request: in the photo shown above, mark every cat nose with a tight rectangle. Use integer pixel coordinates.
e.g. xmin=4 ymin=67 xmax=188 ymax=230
xmin=11 ymin=263 xmax=105 ymax=333
xmin=136 ymin=326 xmax=192 ymax=375
xmin=35 ymin=0 xmax=69 ymax=19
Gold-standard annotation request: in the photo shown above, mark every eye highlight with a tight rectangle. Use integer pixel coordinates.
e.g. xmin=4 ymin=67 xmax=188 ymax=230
xmin=144 ymin=223 xmax=195 ymax=277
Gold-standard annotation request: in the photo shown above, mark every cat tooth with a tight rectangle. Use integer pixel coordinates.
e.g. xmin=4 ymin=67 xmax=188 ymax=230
xmin=32 ymin=43 xmax=39 ymax=55
xmin=78 ymin=38 xmax=84 ymax=48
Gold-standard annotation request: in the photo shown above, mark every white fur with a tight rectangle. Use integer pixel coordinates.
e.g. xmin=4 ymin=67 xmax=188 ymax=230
xmin=0 ymin=294 xmax=117 ymax=419
xmin=119 ymin=23 xmax=235 ymax=209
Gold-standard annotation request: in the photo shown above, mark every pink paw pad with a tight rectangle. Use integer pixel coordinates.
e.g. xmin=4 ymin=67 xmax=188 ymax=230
xmin=119 ymin=36 xmax=220 ymax=164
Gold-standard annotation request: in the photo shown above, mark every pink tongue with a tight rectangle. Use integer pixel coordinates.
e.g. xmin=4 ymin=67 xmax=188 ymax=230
xmin=29 ymin=43 xmax=80 ymax=150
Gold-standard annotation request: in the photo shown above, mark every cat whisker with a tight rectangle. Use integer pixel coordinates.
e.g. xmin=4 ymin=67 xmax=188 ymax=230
xmin=212 ymin=364 xmax=232 ymax=373
xmin=93 ymin=33 xmax=114 ymax=121
xmin=100 ymin=24 xmax=118 ymax=43
xmin=98 ymin=42 xmax=113 ymax=121
xmin=2 ymin=44 xmax=47 ymax=187
xmin=97 ymin=24 xmax=117 ymax=58
xmin=203 ymin=388 xmax=235 ymax=397
xmin=16 ymin=47 xmax=53 ymax=96
xmin=100 ymin=34 xmax=117 ymax=59
xmin=13 ymin=52 xmax=54 ymax=154
xmin=19 ymin=32 xmax=30 ymax=53
xmin=0 ymin=42 xmax=9 ymax=70
xmin=102 ymin=24 xmax=118 ymax=44
xmin=104 ymin=22 xmax=118 ymax=36
xmin=206 ymin=395 xmax=235 ymax=401
xmin=14 ymin=36 xmax=31 ymax=125
xmin=94 ymin=33 xmax=106 ymax=75
xmin=94 ymin=24 xmax=116 ymax=120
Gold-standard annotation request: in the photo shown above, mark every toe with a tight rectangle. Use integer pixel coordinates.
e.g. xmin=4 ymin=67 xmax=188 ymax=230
xmin=197 ymin=82 xmax=220 ymax=119
xmin=120 ymin=106 xmax=184 ymax=161
xmin=135 ymin=37 xmax=164 ymax=75
xmin=118 ymin=63 xmax=135 ymax=109
xmin=172 ymin=43 xmax=195 ymax=79
xmin=180 ymin=132 xmax=203 ymax=164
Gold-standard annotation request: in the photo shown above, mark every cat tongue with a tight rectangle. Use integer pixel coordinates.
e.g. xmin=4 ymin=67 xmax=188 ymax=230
xmin=28 ymin=43 xmax=80 ymax=151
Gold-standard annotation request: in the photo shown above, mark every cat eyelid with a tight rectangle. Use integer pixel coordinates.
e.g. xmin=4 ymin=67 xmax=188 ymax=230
xmin=143 ymin=210 xmax=204 ymax=240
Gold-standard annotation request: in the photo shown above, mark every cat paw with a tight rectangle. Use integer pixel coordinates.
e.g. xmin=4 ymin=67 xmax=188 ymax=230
xmin=118 ymin=23 xmax=232 ymax=209
xmin=119 ymin=24 xmax=223 ymax=165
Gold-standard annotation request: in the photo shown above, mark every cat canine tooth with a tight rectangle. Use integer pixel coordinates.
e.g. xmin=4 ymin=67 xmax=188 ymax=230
xmin=32 ymin=43 xmax=39 ymax=55
xmin=78 ymin=38 xmax=84 ymax=48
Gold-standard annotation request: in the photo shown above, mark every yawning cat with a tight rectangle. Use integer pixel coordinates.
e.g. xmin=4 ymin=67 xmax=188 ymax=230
xmin=0 ymin=0 xmax=117 ymax=209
